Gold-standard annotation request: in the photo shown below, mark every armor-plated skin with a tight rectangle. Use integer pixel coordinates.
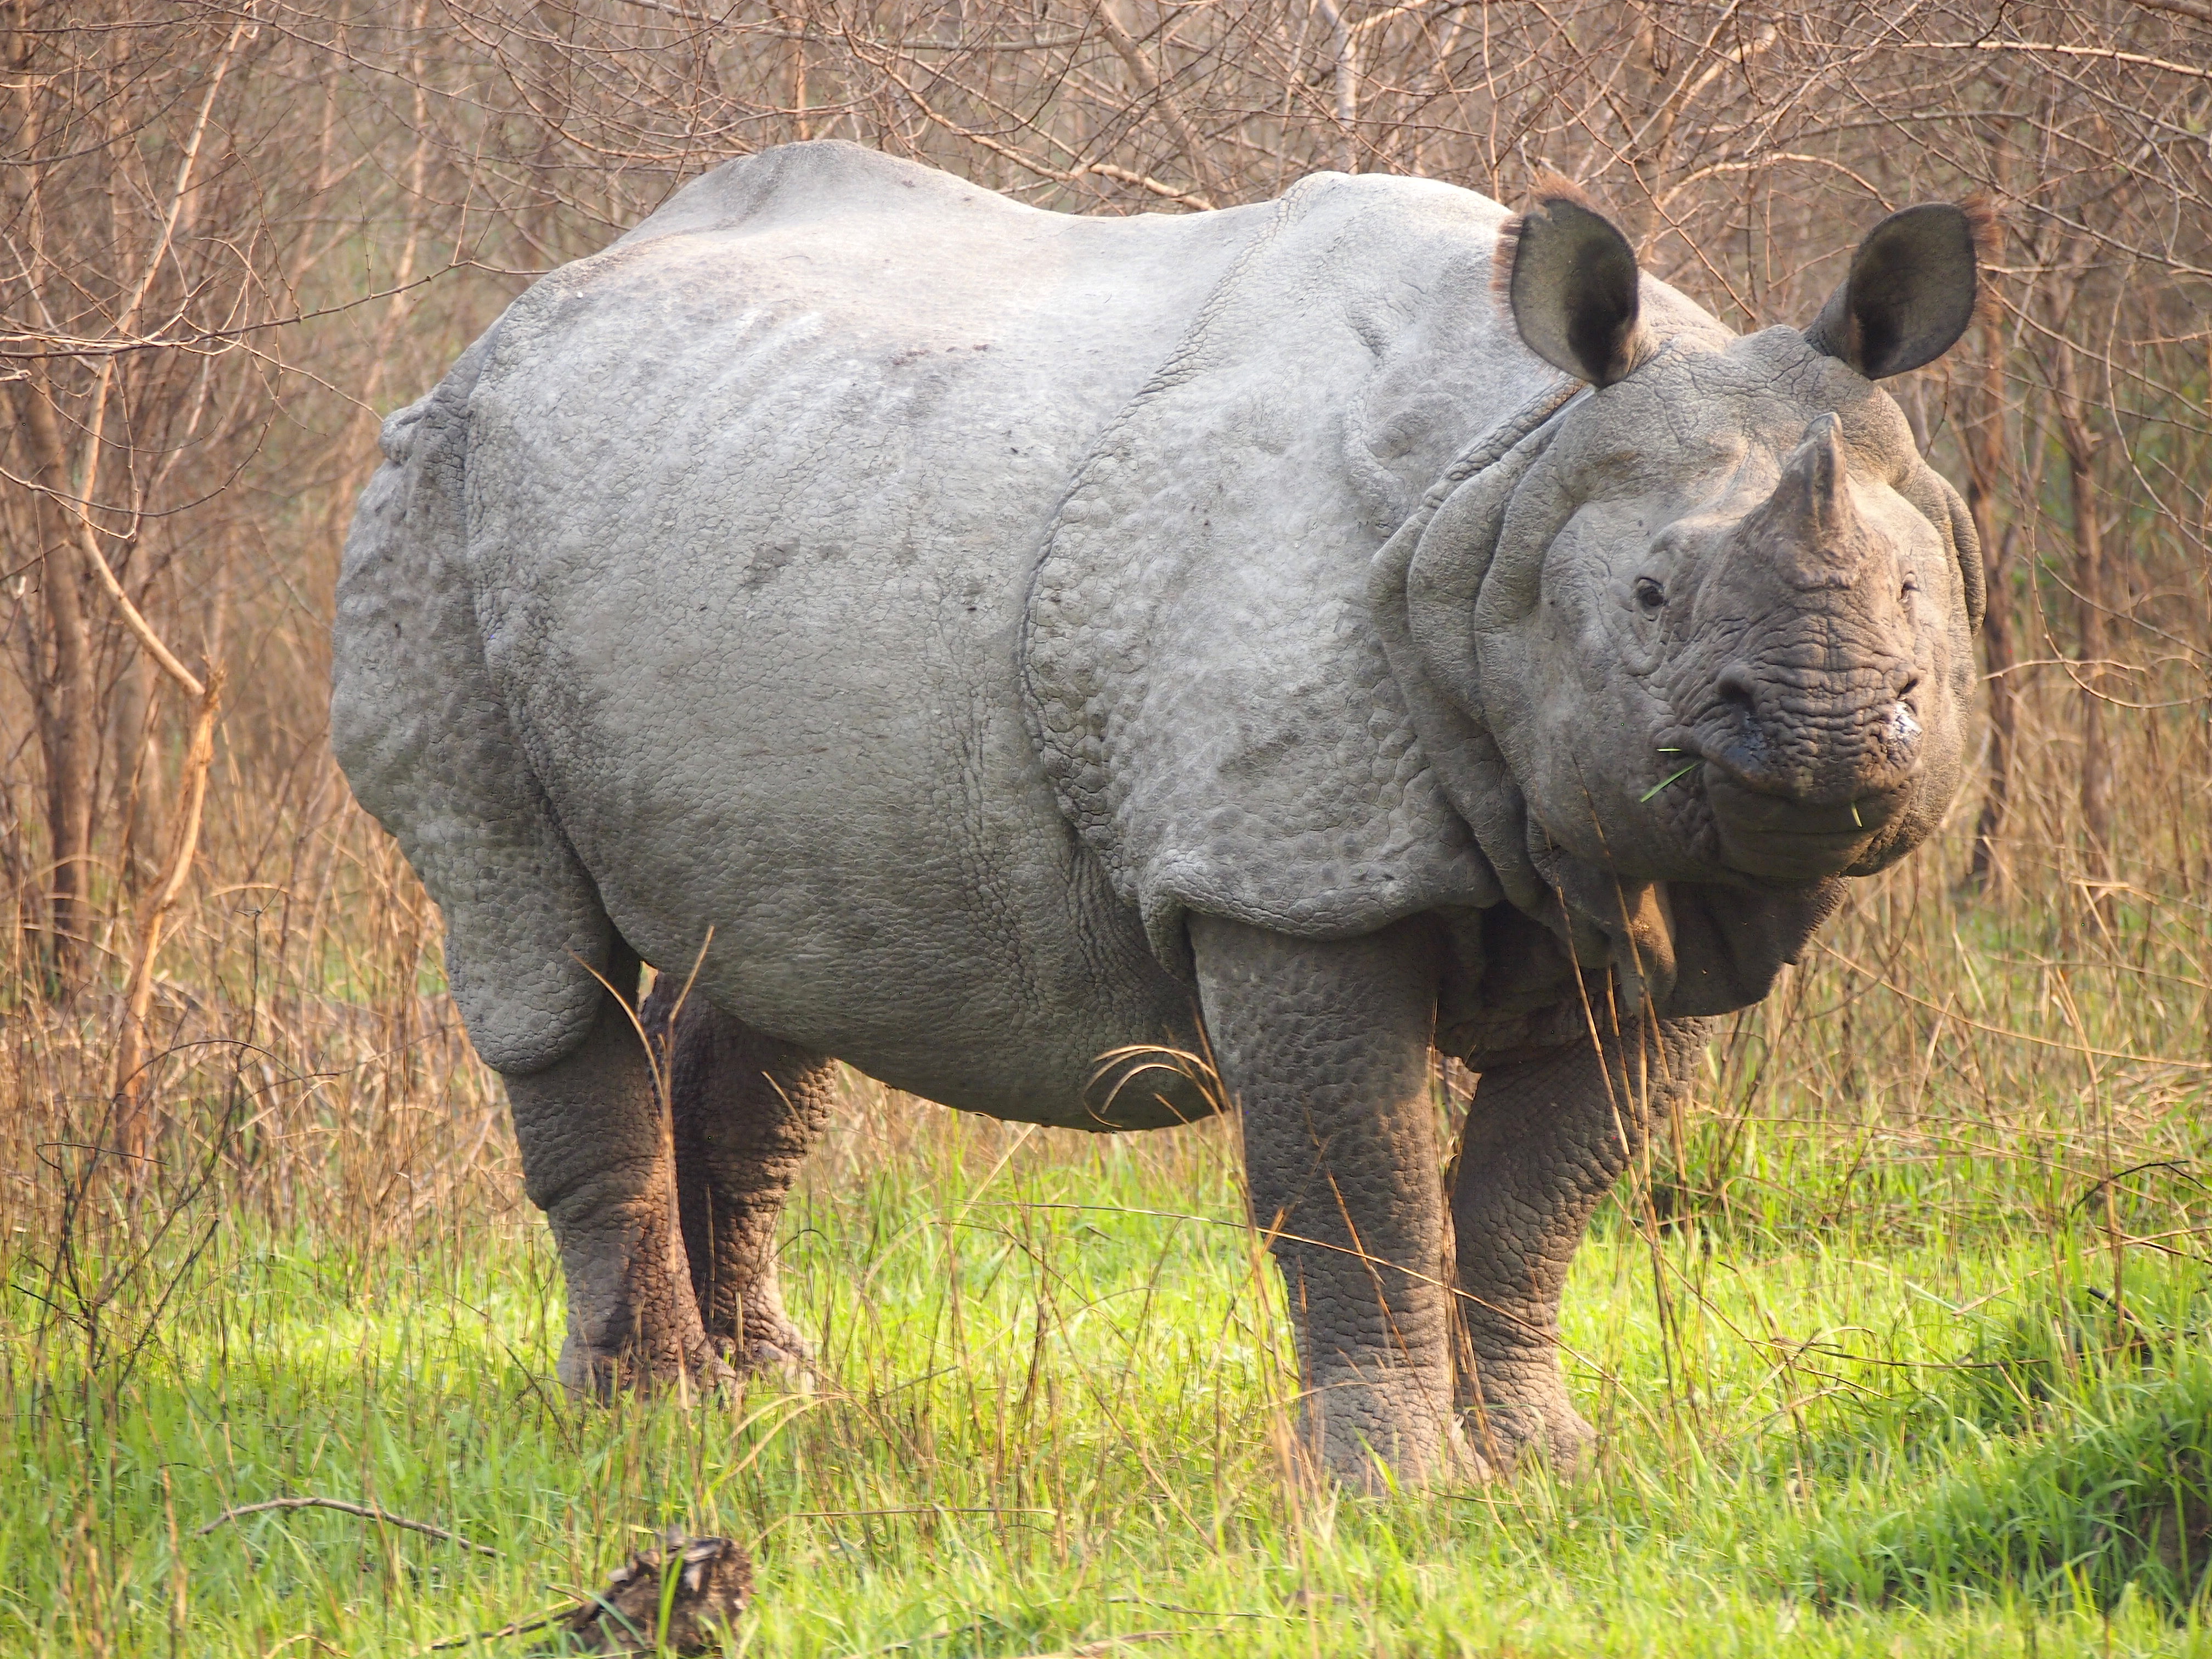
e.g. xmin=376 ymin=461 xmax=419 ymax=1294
xmin=333 ymin=144 xmax=1985 ymax=1482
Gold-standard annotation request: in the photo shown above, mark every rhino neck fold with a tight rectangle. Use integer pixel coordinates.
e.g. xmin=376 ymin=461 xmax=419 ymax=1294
xmin=1368 ymin=381 xmax=1578 ymax=921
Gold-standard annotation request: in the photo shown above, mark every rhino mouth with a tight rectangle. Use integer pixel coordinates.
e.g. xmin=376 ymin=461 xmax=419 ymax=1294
xmin=1699 ymin=768 xmax=1905 ymax=884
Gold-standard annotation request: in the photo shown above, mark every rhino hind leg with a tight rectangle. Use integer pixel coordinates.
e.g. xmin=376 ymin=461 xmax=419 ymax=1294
xmin=642 ymin=977 xmax=834 ymax=1381
xmin=502 ymin=947 xmax=733 ymax=1398
xmin=1448 ymin=1015 xmax=1711 ymax=1472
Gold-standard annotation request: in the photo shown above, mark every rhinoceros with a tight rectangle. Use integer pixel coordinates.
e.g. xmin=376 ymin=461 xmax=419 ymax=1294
xmin=332 ymin=141 xmax=1988 ymax=1484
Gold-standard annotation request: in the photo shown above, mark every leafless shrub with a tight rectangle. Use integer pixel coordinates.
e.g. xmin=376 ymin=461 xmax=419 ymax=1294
xmin=1 ymin=2 xmax=2206 ymax=1260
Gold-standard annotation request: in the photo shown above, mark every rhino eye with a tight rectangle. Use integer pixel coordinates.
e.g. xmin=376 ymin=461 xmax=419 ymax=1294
xmin=1900 ymin=569 xmax=1921 ymax=599
xmin=1633 ymin=577 xmax=1666 ymax=614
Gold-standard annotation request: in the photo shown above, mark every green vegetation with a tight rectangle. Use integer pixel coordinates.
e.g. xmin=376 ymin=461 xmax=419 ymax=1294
xmin=5 ymin=9 xmax=2210 ymax=1657
xmin=8 ymin=1064 xmax=2212 ymax=1658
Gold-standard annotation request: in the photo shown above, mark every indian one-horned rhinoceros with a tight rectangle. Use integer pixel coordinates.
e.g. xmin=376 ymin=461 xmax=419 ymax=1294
xmin=332 ymin=142 xmax=1989 ymax=1485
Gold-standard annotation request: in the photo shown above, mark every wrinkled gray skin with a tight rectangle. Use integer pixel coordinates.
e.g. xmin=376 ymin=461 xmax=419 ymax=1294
xmin=332 ymin=144 xmax=1985 ymax=1486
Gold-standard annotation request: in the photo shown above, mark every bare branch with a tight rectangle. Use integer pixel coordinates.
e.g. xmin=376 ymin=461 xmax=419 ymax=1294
xmin=195 ymin=1496 xmax=502 ymax=1556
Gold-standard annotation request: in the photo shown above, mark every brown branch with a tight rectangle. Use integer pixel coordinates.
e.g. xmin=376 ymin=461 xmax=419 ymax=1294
xmin=1920 ymin=37 xmax=2212 ymax=85
xmin=427 ymin=1609 xmax=569 ymax=1651
xmin=2131 ymin=0 xmax=2212 ymax=25
xmin=112 ymin=666 xmax=224 ymax=1135
xmin=1080 ymin=161 xmax=1214 ymax=211
xmin=195 ymin=1497 xmax=501 ymax=1557
xmin=1092 ymin=0 xmax=1226 ymax=202
xmin=12 ymin=358 xmax=206 ymax=703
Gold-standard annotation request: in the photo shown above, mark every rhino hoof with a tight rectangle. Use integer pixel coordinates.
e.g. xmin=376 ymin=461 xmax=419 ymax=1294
xmin=558 ymin=1335 xmax=741 ymax=1401
xmin=726 ymin=1323 xmax=818 ymax=1392
xmin=1461 ymin=1401 xmax=1597 ymax=1477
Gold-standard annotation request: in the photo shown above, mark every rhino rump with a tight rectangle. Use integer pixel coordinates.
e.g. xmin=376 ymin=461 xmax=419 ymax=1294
xmin=330 ymin=331 xmax=616 ymax=1076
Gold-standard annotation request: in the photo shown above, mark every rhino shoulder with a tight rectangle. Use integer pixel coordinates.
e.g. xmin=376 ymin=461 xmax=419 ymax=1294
xmin=1023 ymin=174 xmax=1539 ymax=964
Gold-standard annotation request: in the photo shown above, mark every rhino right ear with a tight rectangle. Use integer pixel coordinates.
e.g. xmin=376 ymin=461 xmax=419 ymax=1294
xmin=1804 ymin=201 xmax=1995 ymax=379
xmin=1495 ymin=176 xmax=1649 ymax=388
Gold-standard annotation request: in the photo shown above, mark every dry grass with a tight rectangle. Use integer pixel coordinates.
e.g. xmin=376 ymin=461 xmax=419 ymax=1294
xmin=2 ymin=3 xmax=2210 ymax=1651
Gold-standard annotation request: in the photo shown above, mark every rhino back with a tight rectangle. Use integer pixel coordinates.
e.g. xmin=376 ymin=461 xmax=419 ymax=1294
xmin=457 ymin=143 xmax=1258 ymax=1119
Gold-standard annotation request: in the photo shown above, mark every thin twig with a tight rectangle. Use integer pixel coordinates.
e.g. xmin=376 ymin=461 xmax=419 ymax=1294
xmin=426 ymin=1609 xmax=568 ymax=1651
xmin=2131 ymin=0 xmax=2212 ymax=24
xmin=195 ymin=1497 xmax=501 ymax=1557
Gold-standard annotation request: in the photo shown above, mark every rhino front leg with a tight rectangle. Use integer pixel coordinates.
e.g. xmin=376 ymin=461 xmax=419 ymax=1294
xmin=1449 ymin=1014 xmax=1711 ymax=1471
xmin=641 ymin=978 xmax=834 ymax=1380
xmin=501 ymin=950 xmax=731 ymax=1397
xmin=1192 ymin=913 xmax=1459 ymax=1488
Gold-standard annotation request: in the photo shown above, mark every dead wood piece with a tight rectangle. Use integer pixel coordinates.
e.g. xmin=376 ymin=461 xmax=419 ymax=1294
xmin=550 ymin=1530 xmax=753 ymax=1656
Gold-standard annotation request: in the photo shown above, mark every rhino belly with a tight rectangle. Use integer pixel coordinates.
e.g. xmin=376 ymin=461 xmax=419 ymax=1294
xmin=521 ymin=578 xmax=1207 ymax=1128
xmin=602 ymin=686 xmax=1189 ymax=1128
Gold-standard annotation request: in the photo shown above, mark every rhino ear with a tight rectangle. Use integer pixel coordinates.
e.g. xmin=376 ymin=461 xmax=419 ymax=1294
xmin=1495 ymin=176 xmax=1648 ymax=388
xmin=1804 ymin=200 xmax=1996 ymax=379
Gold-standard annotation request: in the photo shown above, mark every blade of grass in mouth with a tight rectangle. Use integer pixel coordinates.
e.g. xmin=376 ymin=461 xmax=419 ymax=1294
xmin=1640 ymin=761 xmax=1701 ymax=804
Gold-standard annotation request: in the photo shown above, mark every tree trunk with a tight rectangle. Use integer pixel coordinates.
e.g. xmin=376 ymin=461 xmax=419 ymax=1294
xmin=2051 ymin=337 xmax=2113 ymax=923
xmin=12 ymin=377 xmax=97 ymax=988
xmin=1964 ymin=318 xmax=2017 ymax=894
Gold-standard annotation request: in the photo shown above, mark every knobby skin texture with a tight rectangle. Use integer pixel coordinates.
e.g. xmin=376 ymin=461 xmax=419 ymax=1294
xmin=642 ymin=974 xmax=836 ymax=1379
xmin=1450 ymin=1014 xmax=1713 ymax=1470
xmin=331 ymin=144 xmax=1985 ymax=1483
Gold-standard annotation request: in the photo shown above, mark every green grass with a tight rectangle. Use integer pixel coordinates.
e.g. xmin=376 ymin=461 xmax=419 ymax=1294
xmin=8 ymin=1097 xmax=2212 ymax=1657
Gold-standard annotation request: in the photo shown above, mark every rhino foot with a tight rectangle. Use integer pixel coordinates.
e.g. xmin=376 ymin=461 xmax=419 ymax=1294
xmin=1459 ymin=1398 xmax=1596 ymax=1477
xmin=1449 ymin=1020 xmax=1712 ymax=1481
xmin=557 ymin=1333 xmax=741 ymax=1401
xmin=713 ymin=1311 xmax=818 ymax=1391
xmin=641 ymin=973 xmax=836 ymax=1397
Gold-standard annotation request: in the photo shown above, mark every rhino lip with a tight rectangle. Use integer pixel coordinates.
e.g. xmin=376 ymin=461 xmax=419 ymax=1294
xmin=1697 ymin=766 xmax=1902 ymax=883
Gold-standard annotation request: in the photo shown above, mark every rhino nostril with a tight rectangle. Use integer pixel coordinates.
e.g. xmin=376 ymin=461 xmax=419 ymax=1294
xmin=1714 ymin=667 xmax=1757 ymax=715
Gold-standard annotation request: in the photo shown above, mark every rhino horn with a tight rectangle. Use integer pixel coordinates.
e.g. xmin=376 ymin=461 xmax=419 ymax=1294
xmin=1749 ymin=414 xmax=1874 ymax=583
xmin=1775 ymin=414 xmax=1854 ymax=534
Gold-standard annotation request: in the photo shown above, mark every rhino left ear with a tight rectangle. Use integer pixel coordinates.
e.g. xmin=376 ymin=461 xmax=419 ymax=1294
xmin=1804 ymin=200 xmax=1997 ymax=379
xmin=1496 ymin=175 xmax=1650 ymax=388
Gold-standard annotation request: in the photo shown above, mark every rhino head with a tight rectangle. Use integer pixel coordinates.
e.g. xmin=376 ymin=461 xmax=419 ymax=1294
xmin=1466 ymin=184 xmax=1990 ymax=892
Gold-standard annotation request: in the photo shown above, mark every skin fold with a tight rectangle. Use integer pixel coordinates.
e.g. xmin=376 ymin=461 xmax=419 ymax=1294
xmin=331 ymin=145 xmax=1986 ymax=1485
